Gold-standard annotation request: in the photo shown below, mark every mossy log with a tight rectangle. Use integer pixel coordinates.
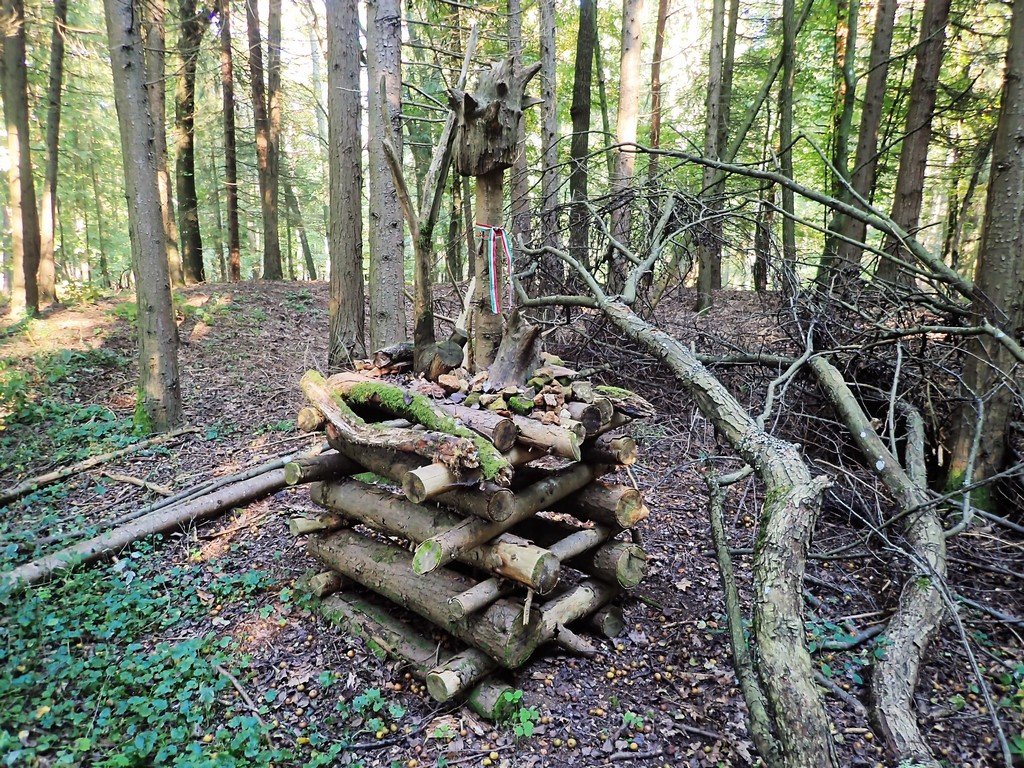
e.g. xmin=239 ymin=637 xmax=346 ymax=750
xmin=589 ymin=605 xmax=625 ymax=638
xmin=580 ymin=434 xmax=637 ymax=466
xmin=592 ymin=385 xmax=656 ymax=419
xmin=467 ymin=679 xmax=521 ymax=721
xmin=436 ymin=403 xmax=518 ymax=452
xmin=426 ymin=648 xmax=498 ymax=703
xmin=308 ymin=529 xmax=615 ymax=667
xmin=310 ymin=479 xmax=560 ymax=592
xmin=326 ymin=438 xmax=516 ymax=523
xmin=511 ymin=414 xmax=581 ymax=460
xmin=302 ymin=371 xmax=482 ymax=476
xmin=555 ymin=481 xmax=649 ymax=528
xmin=402 ymin=445 xmax=544 ymax=504
xmin=412 ymin=462 xmax=599 ymax=574
xmin=283 ymin=451 xmax=356 ymax=485
xmin=322 ymin=371 xmax=512 ymax=484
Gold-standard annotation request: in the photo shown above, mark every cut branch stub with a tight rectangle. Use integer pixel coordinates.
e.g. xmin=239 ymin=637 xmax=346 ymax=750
xmin=451 ymin=58 xmax=542 ymax=178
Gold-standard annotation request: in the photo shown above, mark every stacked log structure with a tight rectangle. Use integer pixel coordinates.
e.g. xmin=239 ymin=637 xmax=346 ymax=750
xmin=291 ymin=355 xmax=654 ymax=716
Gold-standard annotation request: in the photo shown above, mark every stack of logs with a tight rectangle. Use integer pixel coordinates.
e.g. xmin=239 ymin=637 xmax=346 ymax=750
xmin=289 ymin=363 xmax=653 ymax=719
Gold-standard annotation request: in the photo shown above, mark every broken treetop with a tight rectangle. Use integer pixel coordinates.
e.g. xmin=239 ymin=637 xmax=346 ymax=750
xmin=451 ymin=57 xmax=542 ymax=178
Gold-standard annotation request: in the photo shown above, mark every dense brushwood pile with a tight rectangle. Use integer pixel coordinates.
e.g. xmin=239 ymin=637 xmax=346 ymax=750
xmin=287 ymin=351 xmax=655 ymax=719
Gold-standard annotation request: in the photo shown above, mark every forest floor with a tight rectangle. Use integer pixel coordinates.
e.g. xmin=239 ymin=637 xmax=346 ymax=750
xmin=0 ymin=281 xmax=1020 ymax=768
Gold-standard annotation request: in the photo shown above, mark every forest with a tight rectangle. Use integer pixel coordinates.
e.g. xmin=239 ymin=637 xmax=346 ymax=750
xmin=0 ymin=0 xmax=1022 ymax=766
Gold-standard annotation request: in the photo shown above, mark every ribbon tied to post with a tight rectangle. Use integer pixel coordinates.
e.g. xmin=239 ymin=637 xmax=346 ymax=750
xmin=475 ymin=223 xmax=514 ymax=314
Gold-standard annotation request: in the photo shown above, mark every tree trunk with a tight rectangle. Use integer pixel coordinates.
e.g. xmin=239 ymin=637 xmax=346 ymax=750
xmin=103 ymin=0 xmax=183 ymax=433
xmin=539 ymin=0 xmax=559 ymax=262
xmin=38 ymin=0 xmax=68 ymax=307
xmin=246 ymin=0 xmax=283 ymax=279
xmin=176 ymin=0 xmax=207 ymax=284
xmin=218 ymin=0 xmax=242 ymax=282
xmin=876 ymin=0 xmax=952 ymax=286
xmin=365 ymin=0 xmax=407 ymax=348
xmin=608 ymin=0 xmax=646 ymax=286
xmin=141 ymin=0 xmax=184 ymax=288
xmin=1 ymin=0 xmax=42 ymax=317
xmin=819 ymin=0 xmax=898 ymax=286
xmin=326 ymin=0 xmax=366 ymax=367
xmin=947 ymin=0 xmax=1024 ymax=495
xmin=647 ymin=0 xmax=669 ymax=183
xmin=778 ymin=0 xmax=798 ymax=293
xmin=569 ymin=0 xmax=596 ymax=268
xmin=507 ymin=0 xmax=532 ymax=246
xmin=695 ymin=0 xmax=726 ymax=311
xmin=472 ymin=170 xmax=505 ymax=370
xmin=209 ymin=143 xmax=227 ymax=281
xmin=89 ymin=156 xmax=111 ymax=288
xmin=593 ymin=9 xmax=614 ymax=180
xmin=283 ymin=175 xmax=317 ymax=280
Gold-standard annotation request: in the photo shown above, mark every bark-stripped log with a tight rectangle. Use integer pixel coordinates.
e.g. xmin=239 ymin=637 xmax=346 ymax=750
xmin=308 ymin=529 xmax=616 ymax=667
xmin=412 ymin=463 xmax=599 ymax=574
xmin=311 ymin=479 xmax=560 ymax=592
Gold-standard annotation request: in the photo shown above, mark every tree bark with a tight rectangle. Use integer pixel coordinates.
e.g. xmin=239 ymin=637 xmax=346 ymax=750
xmin=507 ymin=0 xmax=532 ymax=246
xmin=819 ymin=0 xmax=898 ymax=286
xmin=472 ymin=170 xmax=505 ymax=370
xmin=648 ymin=0 xmax=670 ymax=183
xmin=1 ymin=0 xmax=41 ymax=317
xmin=218 ymin=0 xmax=242 ymax=282
xmin=283 ymin=174 xmax=317 ymax=280
xmin=246 ymin=0 xmax=283 ymax=279
xmin=608 ymin=0 xmax=646 ymax=286
xmin=141 ymin=0 xmax=183 ymax=288
xmin=104 ymin=0 xmax=183 ymax=433
xmin=176 ymin=0 xmax=207 ymax=283
xmin=326 ymin=0 xmax=366 ymax=366
xmin=947 ymin=0 xmax=1024 ymax=494
xmin=538 ymin=0 xmax=559 ymax=261
xmin=569 ymin=0 xmax=596 ymax=268
xmin=38 ymin=0 xmax=68 ymax=306
xmin=778 ymin=0 xmax=797 ymax=292
xmin=695 ymin=0 xmax=727 ymax=311
xmin=876 ymin=0 xmax=952 ymax=286
xmin=366 ymin=0 xmax=407 ymax=348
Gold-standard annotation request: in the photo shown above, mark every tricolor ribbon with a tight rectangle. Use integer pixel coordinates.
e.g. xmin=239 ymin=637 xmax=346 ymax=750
xmin=475 ymin=224 xmax=514 ymax=314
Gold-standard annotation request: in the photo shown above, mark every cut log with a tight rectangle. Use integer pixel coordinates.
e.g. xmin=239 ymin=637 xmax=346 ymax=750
xmin=570 ymin=381 xmax=596 ymax=403
xmin=593 ymin=385 xmax=656 ymax=418
xmin=589 ymin=605 xmax=625 ymax=638
xmin=297 ymin=406 xmax=327 ymax=433
xmin=426 ymin=648 xmax=498 ymax=702
xmin=371 ymin=341 xmax=414 ymax=368
xmin=412 ymin=463 xmax=599 ymax=575
xmin=554 ymin=624 xmax=598 ymax=656
xmin=309 ymin=529 xmax=613 ymax=667
xmin=321 ymin=371 xmax=511 ymax=484
xmin=402 ymin=445 xmax=544 ymax=504
xmin=301 ymin=570 xmax=346 ymax=598
xmin=467 ymin=679 xmax=520 ymax=721
xmin=426 ymin=338 xmax=467 ymax=381
xmin=303 ymin=371 xmax=483 ymax=476
xmin=311 ymin=479 xmax=560 ymax=592
xmin=288 ymin=513 xmax=348 ymax=536
xmin=581 ymin=434 xmax=637 ymax=466
xmin=565 ymin=401 xmax=602 ymax=434
xmin=283 ymin=451 xmax=356 ymax=485
xmin=448 ymin=578 xmax=512 ymax=620
xmin=326 ymin=438 xmax=516 ymax=523
xmin=556 ymin=481 xmax=649 ymax=528
xmin=437 ymin=403 xmax=518 ymax=452
xmin=516 ymin=516 xmax=647 ymax=588
xmin=592 ymin=396 xmax=615 ymax=423
xmin=511 ymin=415 xmax=581 ymax=460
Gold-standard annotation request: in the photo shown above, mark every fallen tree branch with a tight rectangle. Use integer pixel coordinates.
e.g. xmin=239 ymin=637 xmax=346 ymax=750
xmin=1 ymin=448 xmax=350 ymax=590
xmin=0 ymin=426 xmax=199 ymax=507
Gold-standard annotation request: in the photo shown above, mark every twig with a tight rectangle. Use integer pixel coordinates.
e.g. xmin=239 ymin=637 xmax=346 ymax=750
xmin=216 ymin=664 xmax=272 ymax=746
xmin=100 ymin=471 xmax=173 ymax=496
xmin=814 ymin=671 xmax=867 ymax=717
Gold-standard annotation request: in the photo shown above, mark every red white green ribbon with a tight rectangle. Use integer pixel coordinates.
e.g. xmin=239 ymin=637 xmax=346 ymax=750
xmin=476 ymin=224 xmax=513 ymax=314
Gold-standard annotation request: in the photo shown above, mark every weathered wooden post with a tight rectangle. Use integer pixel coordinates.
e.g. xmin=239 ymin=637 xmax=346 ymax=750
xmin=451 ymin=58 xmax=541 ymax=371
